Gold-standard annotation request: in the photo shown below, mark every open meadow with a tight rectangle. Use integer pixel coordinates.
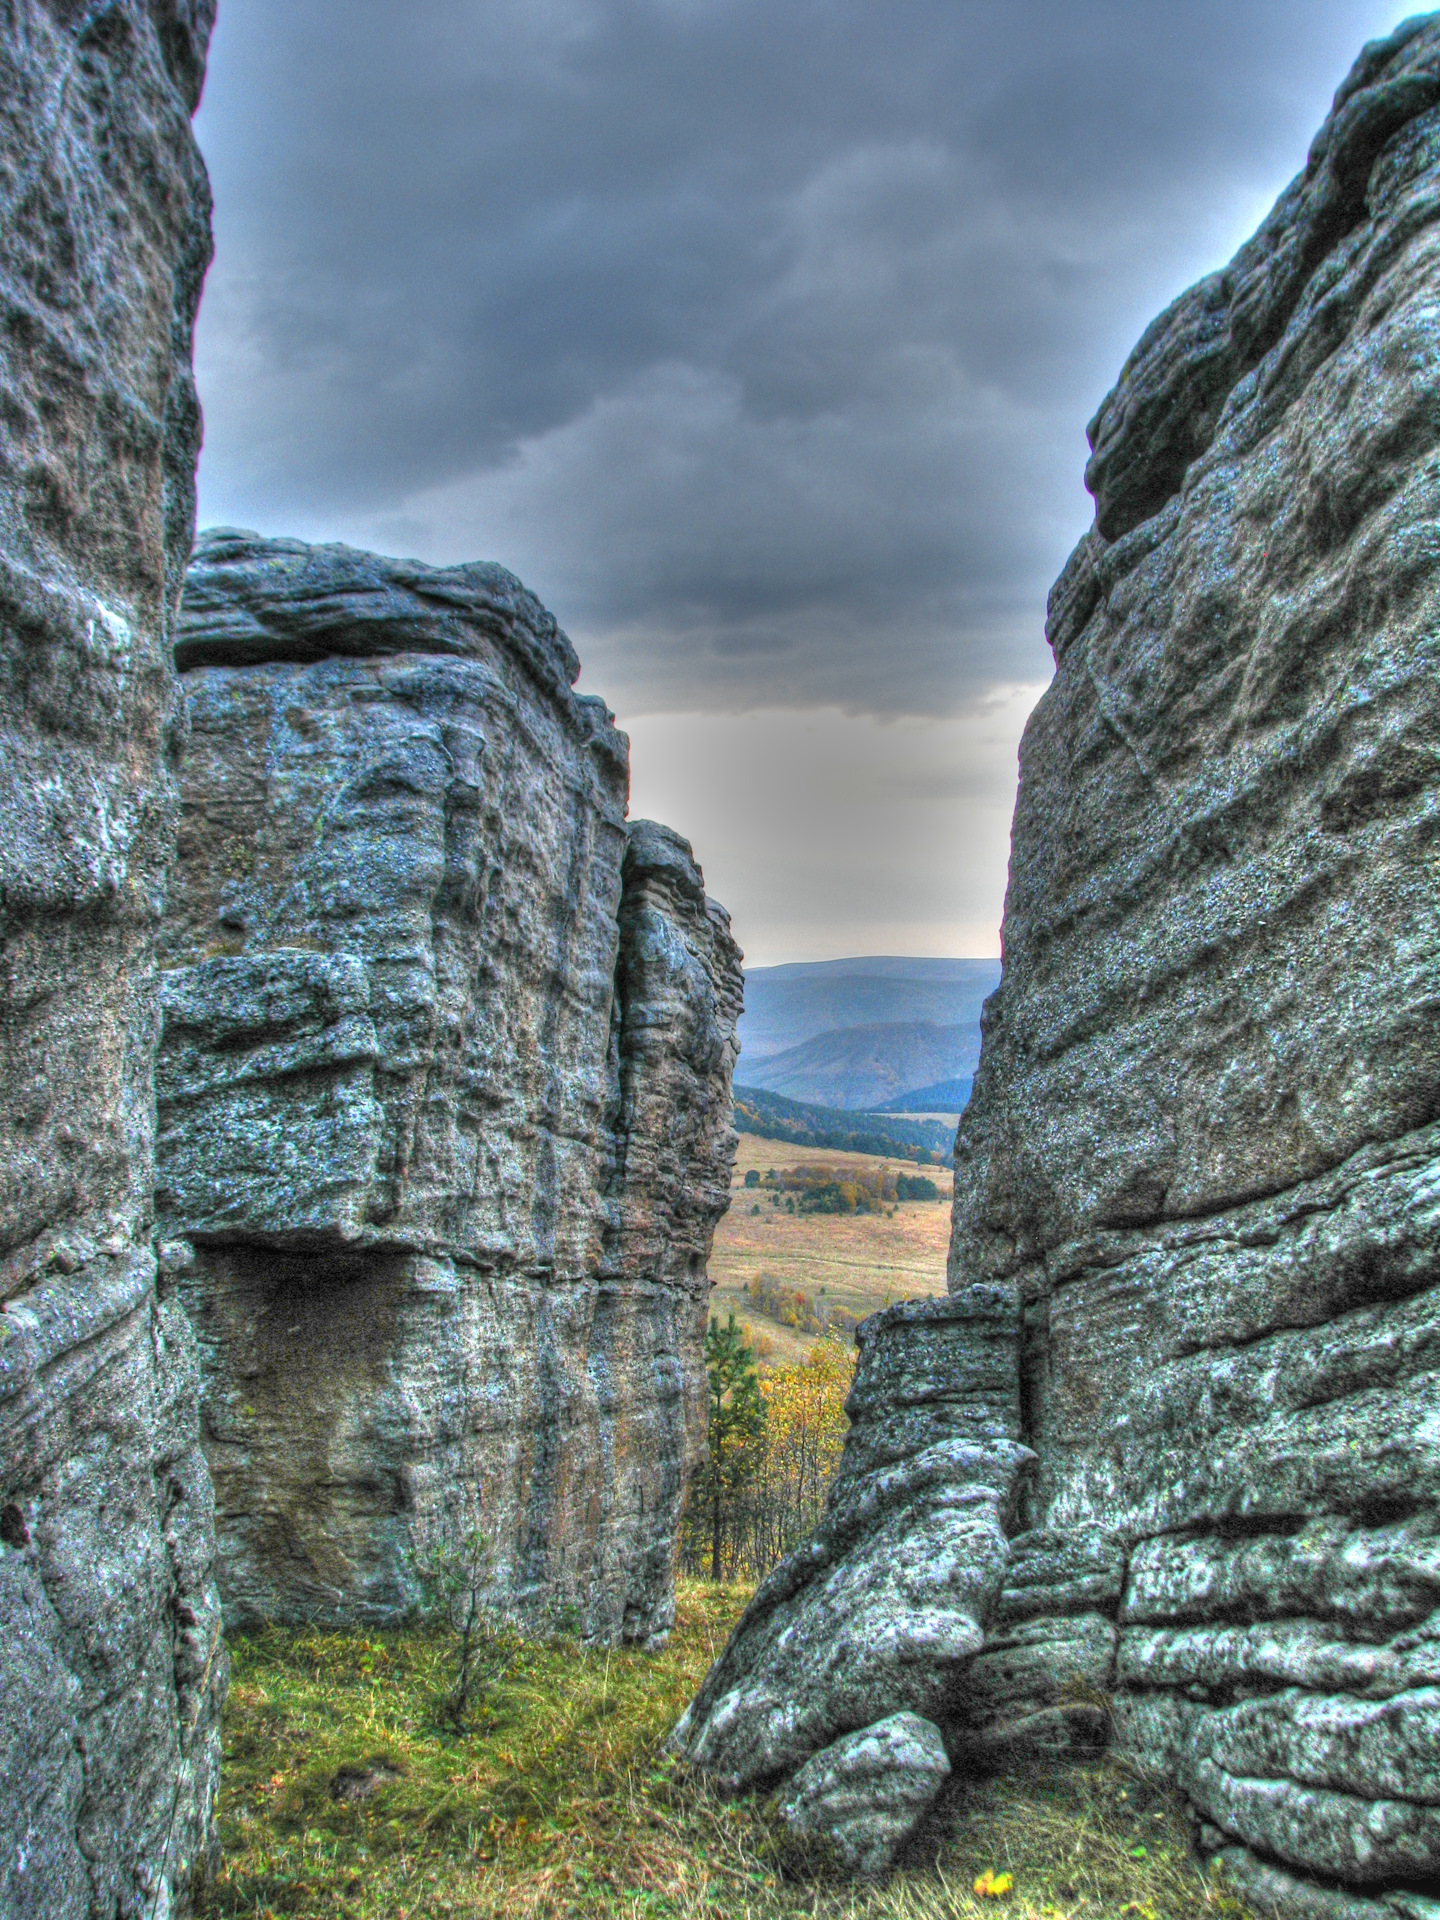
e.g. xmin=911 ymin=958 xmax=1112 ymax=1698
xmin=709 ymin=1136 xmax=953 ymax=1366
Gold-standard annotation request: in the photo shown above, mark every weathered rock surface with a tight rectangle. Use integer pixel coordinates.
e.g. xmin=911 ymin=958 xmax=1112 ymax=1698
xmin=775 ymin=1712 xmax=952 ymax=1878
xmin=672 ymin=1292 xmax=1032 ymax=1789
xmin=0 ymin=6 xmax=221 ymax=1916
xmin=679 ymin=16 xmax=1440 ymax=1902
xmin=158 ymin=531 xmax=742 ymax=1643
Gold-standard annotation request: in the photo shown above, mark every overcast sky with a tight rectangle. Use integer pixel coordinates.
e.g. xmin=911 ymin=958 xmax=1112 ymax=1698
xmin=192 ymin=0 xmax=1420 ymax=963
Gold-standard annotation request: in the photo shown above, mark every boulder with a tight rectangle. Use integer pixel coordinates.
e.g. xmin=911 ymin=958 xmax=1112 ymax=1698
xmin=775 ymin=1712 xmax=952 ymax=1877
xmin=0 ymin=5 xmax=221 ymax=1916
xmin=157 ymin=531 xmax=743 ymax=1643
xmin=678 ymin=16 xmax=1440 ymax=1904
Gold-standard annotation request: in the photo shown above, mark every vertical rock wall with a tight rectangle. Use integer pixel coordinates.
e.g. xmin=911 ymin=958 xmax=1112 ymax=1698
xmin=948 ymin=20 xmax=1440 ymax=1908
xmin=678 ymin=19 xmax=1440 ymax=1910
xmin=157 ymin=531 xmax=742 ymax=1644
xmin=0 ymin=4 xmax=221 ymax=1915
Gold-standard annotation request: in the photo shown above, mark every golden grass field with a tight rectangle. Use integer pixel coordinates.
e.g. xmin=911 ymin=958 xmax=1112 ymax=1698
xmin=709 ymin=1136 xmax=954 ymax=1365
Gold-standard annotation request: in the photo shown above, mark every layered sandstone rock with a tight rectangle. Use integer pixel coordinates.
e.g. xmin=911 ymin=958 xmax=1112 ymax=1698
xmin=0 ymin=6 xmax=221 ymax=1916
xmin=677 ymin=18 xmax=1440 ymax=1908
xmin=674 ymin=1293 xmax=1030 ymax=1786
xmin=157 ymin=531 xmax=742 ymax=1644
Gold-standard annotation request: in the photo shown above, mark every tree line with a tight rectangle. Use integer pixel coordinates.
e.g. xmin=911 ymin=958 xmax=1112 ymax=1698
xmin=732 ymin=1084 xmax=953 ymax=1164
xmin=743 ymin=1162 xmax=942 ymax=1211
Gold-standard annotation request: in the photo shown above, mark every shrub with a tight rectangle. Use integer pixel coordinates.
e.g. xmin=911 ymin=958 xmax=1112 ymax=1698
xmin=743 ymin=1272 xmax=862 ymax=1342
xmin=798 ymin=1181 xmax=850 ymax=1215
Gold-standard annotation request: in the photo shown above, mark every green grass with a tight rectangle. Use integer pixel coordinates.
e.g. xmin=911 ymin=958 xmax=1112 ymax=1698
xmin=197 ymin=1580 xmax=1251 ymax=1920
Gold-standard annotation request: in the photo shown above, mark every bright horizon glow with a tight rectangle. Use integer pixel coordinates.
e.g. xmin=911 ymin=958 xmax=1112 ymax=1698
xmin=620 ymin=689 xmax=1047 ymax=966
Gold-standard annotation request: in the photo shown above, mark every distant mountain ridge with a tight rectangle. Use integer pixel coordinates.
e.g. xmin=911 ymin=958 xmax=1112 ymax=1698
xmin=740 ymin=1020 xmax=975 ymax=1112
xmin=882 ymin=1077 xmax=974 ymax=1113
xmin=731 ymin=1086 xmax=953 ymax=1163
xmin=738 ymin=956 xmax=999 ymax=1063
xmin=736 ymin=957 xmax=998 ymax=1111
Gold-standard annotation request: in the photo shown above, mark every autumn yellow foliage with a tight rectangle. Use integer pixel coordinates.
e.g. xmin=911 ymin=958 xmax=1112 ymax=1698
xmin=974 ymin=1869 xmax=1015 ymax=1897
xmin=682 ymin=1332 xmax=855 ymax=1581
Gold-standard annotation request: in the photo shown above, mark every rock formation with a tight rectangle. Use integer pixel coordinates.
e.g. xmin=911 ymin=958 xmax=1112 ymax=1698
xmin=156 ymin=530 xmax=743 ymax=1644
xmin=677 ymin=17 xmax=1440 ymax=1909
xmin=0 ymin=5 xmax=220 ymax=1915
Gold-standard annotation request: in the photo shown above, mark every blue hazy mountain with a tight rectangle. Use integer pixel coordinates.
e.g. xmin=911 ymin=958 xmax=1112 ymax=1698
xmin=882 ymin=1076 xmax=975 ymax=1113
xmin=736 ymin=957 xmax=999 ymax=1111
xmin=739 ymin=1021 xmax=974 ymax=1111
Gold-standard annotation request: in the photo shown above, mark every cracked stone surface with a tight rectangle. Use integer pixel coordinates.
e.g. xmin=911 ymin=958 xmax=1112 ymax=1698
xmin=157 ymin=531 xmax=743 ymax=1644
xmin=0 ymin=5 xmax=222 ymax=1915
xmin=776 ymin=1713 xmax=952 ymax=1878
xmin=671 ymin=1290 xmax=1032 ymax=1792
xmin=679 ymin=18 xmax=1440 ymax=1900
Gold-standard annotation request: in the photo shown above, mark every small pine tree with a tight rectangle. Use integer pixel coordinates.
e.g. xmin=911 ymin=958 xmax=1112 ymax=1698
xmin=692 ymin=1312 xmax=765 ymax=1581
xmin=414 ymin=1477 xmax=495 ymax=1731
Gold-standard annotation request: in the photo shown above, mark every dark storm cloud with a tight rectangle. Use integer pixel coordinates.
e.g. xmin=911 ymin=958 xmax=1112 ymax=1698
xmin=193 ymin=0 xmax=1418 ymax=715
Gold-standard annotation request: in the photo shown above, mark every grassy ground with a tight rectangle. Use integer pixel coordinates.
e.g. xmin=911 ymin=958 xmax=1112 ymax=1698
xmin=198 ymin=1580 xmax=1248 ymax=1920
xmin=712 ymin=1140 xmax=954 ymax=1366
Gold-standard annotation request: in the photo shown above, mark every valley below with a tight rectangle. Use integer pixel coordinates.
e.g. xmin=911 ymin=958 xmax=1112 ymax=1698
xmin=709 ymin=1137 xmax=954 ymax=1368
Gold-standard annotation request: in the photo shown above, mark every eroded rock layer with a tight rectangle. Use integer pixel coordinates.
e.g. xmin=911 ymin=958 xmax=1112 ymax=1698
xmin=158 ymin=531 xmax=742 ymax=1644
xmin=0 ymin=6 xmax=221 ymax=1916
xmin=678 ymin=18 xmax=1440 ymax=1906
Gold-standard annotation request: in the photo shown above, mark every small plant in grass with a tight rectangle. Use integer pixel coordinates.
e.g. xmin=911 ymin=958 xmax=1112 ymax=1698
xmin=414 ymin=1475 xmax=501 ymax=1732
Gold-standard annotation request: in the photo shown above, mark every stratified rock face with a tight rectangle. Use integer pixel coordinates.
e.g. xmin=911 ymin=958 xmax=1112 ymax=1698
xmin=671 ymin=1290 xmax=1033 ymax=1869
xmin=157 ymin=531 xmax=742 ymax=1644
xmin=679 ymin=18 xmax=1440 ymax=1902
xmin=0 ymin=7 xmax=221 ymax=1917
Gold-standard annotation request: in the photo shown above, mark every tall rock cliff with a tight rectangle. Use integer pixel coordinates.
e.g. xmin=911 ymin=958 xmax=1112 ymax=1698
xmin=157 ymin=531 xmax=743 ymax=1644
xmin=677 ymin=18 xmax=1440 ymax=1910
xmin=0 ymin=5 xmax=221 ymax=1916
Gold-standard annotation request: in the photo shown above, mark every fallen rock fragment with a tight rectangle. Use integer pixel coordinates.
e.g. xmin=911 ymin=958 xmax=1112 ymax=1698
xmin=329 ymin=1758 xmax=404 ymax=1804
xmin=775 ymin=1712 xmax=951 ymax=1878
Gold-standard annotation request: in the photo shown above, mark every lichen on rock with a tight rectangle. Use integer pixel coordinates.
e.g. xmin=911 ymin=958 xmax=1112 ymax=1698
xmin=157 ymin=531 xmax=743 ymax=1645
xmin=0 ymin=4 xmax=222 ymax=1914
xmin=676 ymin=15 xmax=1440 ymax=1899
xmin=776 ymin=1712 xmax=952 ymax=1878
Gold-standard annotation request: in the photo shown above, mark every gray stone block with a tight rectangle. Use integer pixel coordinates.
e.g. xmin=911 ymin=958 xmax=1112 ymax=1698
xmin=776 ymin=1713 xmax=951 ymax=1877
xmin=0 ymin=3 xmax=221 ymax=1910
xmin=159 ymin=535 xmax=744 ymax=1644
